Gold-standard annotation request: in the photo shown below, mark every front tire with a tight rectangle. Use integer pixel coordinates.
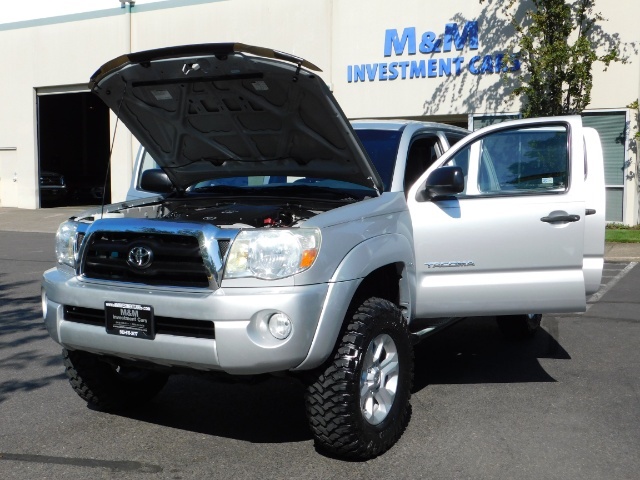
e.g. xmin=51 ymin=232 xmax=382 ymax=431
xmin=63 ymin=349 xmax=169 ymax=410
xmin=496 ymin=314 xmax=542 ymax=340
xmin=305 ymin=297 xmax=413 ymax=459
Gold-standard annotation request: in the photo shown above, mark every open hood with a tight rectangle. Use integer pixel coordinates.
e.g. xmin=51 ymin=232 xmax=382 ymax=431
xmin=90 ymin=43 xmax=382 ymax=192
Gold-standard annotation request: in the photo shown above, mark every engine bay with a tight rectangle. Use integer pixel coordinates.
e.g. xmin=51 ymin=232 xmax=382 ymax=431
xmin=162 ymin=201 xmax=319 ymax=228
xmin=88 ymin=197 xmax=333 ymax=230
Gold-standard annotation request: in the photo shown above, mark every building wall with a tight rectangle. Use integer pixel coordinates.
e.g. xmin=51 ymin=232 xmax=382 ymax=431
xmin=332 ymin=0 xmax=519 ymax=118
xmin=0 ymin=0 xmax=638 ymax=223
xmin=0 ymin=10 xmax=131 ymax=208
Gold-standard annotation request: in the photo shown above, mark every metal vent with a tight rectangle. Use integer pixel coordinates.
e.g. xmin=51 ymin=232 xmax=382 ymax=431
xmin=217 ymin=239 xmax=231 ymax=258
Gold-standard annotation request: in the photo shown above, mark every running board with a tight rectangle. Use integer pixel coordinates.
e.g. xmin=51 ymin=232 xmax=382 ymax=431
xmin=410 ymin=327 xmax=437 ymax=344
xmin=409 ymin=317 xmax=465 ymax=345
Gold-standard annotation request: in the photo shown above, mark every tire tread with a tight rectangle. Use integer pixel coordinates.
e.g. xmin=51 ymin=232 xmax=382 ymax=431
xmin=305 ymin=297 xmax=413 ymax=459
xmin=63 ymin=349 xmax=168 ymax=411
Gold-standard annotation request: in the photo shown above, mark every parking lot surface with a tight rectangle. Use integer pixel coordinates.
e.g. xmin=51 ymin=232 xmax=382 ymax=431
xmin=0 ymin=217 xmax=638 ymax=479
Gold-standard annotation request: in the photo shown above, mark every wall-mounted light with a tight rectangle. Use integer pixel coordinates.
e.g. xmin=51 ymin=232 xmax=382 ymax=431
xmin=120 ymin=0 xmax=135 ymax=7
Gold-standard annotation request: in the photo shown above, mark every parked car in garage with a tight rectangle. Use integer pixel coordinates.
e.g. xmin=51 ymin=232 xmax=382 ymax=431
xmin=39 ymin=170 xmax=67 ymax=205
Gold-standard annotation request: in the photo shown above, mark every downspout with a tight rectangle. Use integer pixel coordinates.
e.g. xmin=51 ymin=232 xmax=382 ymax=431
xmin=120 ymin=0 xmax=134 ymax=54
xmin=109 ymin=0 xmax=135 ymax=203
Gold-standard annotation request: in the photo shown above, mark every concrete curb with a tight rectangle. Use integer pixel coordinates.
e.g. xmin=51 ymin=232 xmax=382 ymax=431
xmin=604 ymin=242 xmax=640 ymax=263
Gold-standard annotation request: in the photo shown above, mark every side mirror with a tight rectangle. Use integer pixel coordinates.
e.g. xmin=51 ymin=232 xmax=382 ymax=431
xmin=418 ymin=166 xmax=464 ymax=201
xmin=140 ymin=169 xmax=173 ymax=193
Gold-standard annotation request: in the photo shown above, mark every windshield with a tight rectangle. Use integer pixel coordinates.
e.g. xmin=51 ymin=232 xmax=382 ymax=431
xmin=354 ymin=129 xmax=402 ymax=191
xmin=189 ymin=177 xmax=376 ymax=201
xmin=139 ymin=129 xmax=401 ymax=196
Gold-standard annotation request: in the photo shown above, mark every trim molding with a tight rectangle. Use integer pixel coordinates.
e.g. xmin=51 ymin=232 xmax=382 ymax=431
xmin=0 ymin=0 xmax=228 ymax=31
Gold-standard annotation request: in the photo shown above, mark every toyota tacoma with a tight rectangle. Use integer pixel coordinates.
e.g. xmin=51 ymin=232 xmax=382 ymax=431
xmin=42 ymin=43 xmax=605 ymax=459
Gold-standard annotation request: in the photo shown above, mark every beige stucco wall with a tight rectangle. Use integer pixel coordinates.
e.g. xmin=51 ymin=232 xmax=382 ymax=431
xmin=331 ymin=0 xmax=520 ymax=118
xmin=331 ymin=0 xmax=640 ymax=117
xmin=587 ymin=0 xmax=640 ymax=109
xmin=0 ymin=12 xmax=131 ymax=208
xmin=0 ymin=0 xmax=638 ymax=222
xmin=0 ymin=0 xmax=334 ymax=209
xmin=130 ymin=0 xmax=332 ymax=77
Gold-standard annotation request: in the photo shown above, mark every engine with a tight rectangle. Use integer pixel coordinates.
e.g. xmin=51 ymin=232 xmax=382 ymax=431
xmin=162 ymin=202 xmax=317 ymax=228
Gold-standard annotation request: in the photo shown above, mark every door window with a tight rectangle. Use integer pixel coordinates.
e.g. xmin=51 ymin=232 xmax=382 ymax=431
xmin=442 ymin=144 xmax=471 ymax=194
xmin=443 ymin=125 xmax=569 ymax=197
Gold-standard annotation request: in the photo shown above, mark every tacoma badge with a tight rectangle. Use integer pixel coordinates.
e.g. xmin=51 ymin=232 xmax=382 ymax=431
xmin=424 ymin=261 xmax=475 ymax=268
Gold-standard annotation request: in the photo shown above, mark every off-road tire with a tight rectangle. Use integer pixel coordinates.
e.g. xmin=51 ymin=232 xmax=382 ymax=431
xmin=63 ymin=349 xmax=169 ymax=410
xmin=305 ymin=297 xmax=413 ymax=459
xmin=496 ymin=314 xmax=542 ymax=340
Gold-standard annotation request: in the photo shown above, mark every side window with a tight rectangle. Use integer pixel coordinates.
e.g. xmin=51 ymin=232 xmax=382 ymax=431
xmin=137 ymin=150 xmax=160 ymax=189
xmin=477 ymin=126 xmax=568 ymax=194
xmin=404 ymin=136 xmax=442 ymax=192
xmin=445 ymin=133 xmax=465 ymax=147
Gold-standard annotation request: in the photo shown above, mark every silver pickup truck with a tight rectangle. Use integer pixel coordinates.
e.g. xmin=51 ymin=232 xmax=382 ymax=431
xmin=42 ymin=43 xmax=605 ymax=459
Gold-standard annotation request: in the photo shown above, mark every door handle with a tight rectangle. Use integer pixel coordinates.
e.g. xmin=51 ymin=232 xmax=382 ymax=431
xmin=586 ymin=209 xmax=596 ymax=216
xmin=540 ymin=214 xmax=581 ymax=223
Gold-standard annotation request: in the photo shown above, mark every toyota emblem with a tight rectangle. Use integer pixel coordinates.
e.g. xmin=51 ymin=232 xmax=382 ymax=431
xmin=127 ymin=246 xmax=153 ymax=269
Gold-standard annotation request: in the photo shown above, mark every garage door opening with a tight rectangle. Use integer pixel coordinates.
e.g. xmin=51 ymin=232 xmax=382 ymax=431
xmin=38 ymin=92 xmax=110 ymax=207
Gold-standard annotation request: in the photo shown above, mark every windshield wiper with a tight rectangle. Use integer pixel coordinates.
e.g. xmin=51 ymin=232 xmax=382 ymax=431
xmin=191 ymin=185 xmax=253 ymax=194
xmin=258 ymin=184 xmax=371 ymax=201
xmin=190 ymin=183 xmax=373 ymax=202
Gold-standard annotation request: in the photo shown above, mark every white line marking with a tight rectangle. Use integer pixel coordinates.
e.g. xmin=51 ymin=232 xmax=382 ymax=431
xmin=587 ymin=262 xmax=637 ymax=308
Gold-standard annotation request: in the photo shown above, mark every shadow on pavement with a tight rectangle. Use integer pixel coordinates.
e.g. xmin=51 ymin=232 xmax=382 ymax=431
xmin=117 ymin=374 xmax=312 ymax=444
xmin=0 ymin=271 xmax=67 ymax=404
xmin=105 ymin=316 xmax=571 ymax=445
xmin=413 ymin=316 xmax=570 ymax=390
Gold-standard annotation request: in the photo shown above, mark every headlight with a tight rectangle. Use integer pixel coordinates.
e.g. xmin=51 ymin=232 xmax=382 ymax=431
xmin=224 ymin=228 xmax=321 ymax=280
xmin=55 ymin=221 xmax=79 ymax=268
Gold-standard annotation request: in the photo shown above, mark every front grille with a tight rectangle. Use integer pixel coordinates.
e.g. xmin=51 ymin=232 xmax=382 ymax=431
xmin=82 ymin=231 xmax=210 ymax=288
xmin=63 ymin=305 xmax=215 ymax=339
xmin=41 ymin=176 xmax=64 ymax=186
xmin=218 ymin=239 xmax=231 ymax=258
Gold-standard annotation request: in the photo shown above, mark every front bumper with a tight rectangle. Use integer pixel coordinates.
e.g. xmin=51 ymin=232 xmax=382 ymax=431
xmin=42 ymin=267 xmax=331 ymax=374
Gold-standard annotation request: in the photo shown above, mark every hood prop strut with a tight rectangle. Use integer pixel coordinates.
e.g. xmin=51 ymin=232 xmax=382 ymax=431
xmin=100 ymin=79 xmax=127 ymax=219
xmin=368 ymin=176 xmax=381 ymax=196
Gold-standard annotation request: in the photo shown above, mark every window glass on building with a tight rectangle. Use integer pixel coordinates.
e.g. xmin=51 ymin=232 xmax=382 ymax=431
xmin=582 ymin=112 xmax=627 ymax=222
xmin=471 ymin=114 xmax=521 ymax=131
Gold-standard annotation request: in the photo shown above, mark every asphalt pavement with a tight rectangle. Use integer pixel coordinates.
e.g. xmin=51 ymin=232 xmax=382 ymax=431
xmin=0 ymin=229 xmax=638 ymax=479
xmin=0 ymin=207 xmax=638 ymax=478
xmin=1 ymin=206 xmax=639 ymax=261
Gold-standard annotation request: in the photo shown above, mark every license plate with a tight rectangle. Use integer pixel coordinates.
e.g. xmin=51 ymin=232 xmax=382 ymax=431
xmin=105 ymin=302 xmax=155 ymax=340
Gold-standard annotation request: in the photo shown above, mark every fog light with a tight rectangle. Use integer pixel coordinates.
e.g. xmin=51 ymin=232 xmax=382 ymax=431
xmin=268 ymin=313 xmax=292 ymax=340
